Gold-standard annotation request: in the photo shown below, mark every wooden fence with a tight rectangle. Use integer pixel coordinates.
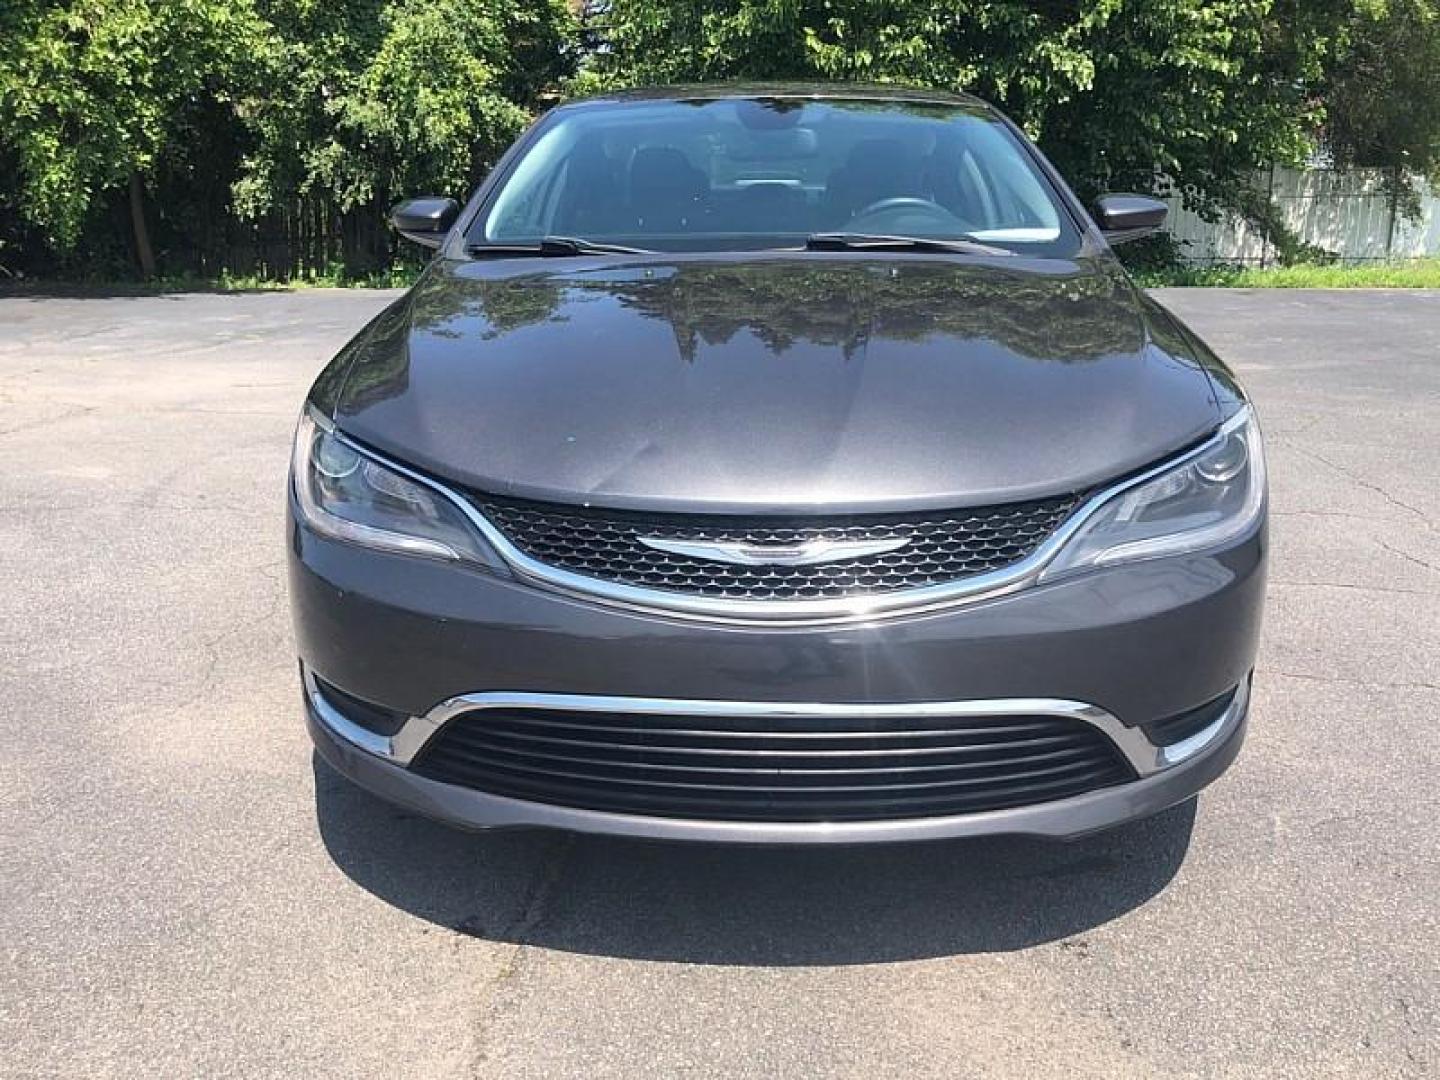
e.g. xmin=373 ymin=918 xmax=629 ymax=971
xmin=1162 ymin=168 xmax=1440 ymax=265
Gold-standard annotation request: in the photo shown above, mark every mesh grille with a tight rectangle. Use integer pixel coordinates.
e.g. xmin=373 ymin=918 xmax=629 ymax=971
xmin=413 ymin=707 xmax=1135 ymax=822
xmin=471 ymin=493 xmax=1082 ymax=601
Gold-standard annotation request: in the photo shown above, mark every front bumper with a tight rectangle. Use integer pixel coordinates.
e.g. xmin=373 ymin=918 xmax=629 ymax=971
xmin=305 ymin=669 xmax=1248 ymax=843
xmin=290 ymin=504 xmax=1264 ymax=843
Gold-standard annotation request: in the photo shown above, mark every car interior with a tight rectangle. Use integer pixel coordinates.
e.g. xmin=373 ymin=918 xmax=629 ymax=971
xmin=482 ymin=101 xmax=1067 ymax=249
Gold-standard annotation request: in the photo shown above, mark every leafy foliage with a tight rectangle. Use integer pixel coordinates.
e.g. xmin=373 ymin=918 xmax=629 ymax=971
xmin=581 ymin=0 xmax=1352 ymax=225
xmin=0 ymin=0 xmax=270 ymax=248
xmin=234 ymin=0 xmax=571 ymax=218
xmin=0 ymin=0 xmax=574 ymax=278
xmin=1134 ymin=256 xmax=1440 ymax=287
xmin=1324 ymin=0 xmax=1440 ymax=215
xmin=2 ymin=0 xmax=1438 ymax=279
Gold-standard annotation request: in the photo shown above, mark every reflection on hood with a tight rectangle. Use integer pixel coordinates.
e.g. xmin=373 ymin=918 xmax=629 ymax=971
xmin=404 ymin=256 xmax=1141 ymax=365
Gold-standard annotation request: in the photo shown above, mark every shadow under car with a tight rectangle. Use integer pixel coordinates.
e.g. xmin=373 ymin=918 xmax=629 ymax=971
xmin=313 ymin=753 xmax=1197 ymax=966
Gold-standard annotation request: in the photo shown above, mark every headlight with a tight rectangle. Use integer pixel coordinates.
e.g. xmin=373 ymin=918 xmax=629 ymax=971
xmin=1041 ymin=406 xmax=1265 ymax=580
xmin=291 ymin=409 xmax=506 ymax=570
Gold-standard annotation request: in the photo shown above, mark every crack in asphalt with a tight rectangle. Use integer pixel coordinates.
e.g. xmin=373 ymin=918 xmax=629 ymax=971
xmin=461 ymin=834 xmax=578 ymax=1075
xmin=0 ymin=404 xmax=97 ymax=437
xmin=1376 ymin=539 xmax=1440 ymax=576
xmin=1272 ymin=509 xmax=1386 ymax=523
xmin=1269 ymin=670 xmax=1440 ymax=694
xmin=1286 ymin=443 xmax=1437 ymax=532
xmin=181 ymin=567 xmax=288 ymax=713
xmin=1272 ymin=578 xmax=1439 ymax=597
xmin=0 ymin=499 xmax=270 ymax=515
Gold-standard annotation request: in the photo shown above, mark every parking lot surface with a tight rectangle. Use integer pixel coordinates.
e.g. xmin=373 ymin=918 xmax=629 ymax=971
xmin=1 ymin=286 xmax=1436 ymax=1078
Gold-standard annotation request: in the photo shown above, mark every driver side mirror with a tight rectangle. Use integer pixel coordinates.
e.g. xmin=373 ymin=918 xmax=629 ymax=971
xmin=1093 ymin=194 xmax=1168 ymax=244
xmin=389 ymin=197 xmax=459 ymax=249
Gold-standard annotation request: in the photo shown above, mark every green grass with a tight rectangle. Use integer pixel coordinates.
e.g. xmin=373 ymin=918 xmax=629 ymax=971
xmin=214 ymin=265 xmax=422 ymax=290
xmin=9 ymin=259 xmax=1440 ymax=295
xmin=0 ymin=264 xmax=421 ymax=296
xmin=1134 ymin=258 xmax=1440 ymax=289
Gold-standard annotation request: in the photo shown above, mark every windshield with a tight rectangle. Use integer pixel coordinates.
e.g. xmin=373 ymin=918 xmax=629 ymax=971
xmin=470 ymin=97 xmax=1081 ymax=257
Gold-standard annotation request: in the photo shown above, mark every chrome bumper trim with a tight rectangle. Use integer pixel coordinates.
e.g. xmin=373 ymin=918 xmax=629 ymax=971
xmin=304 ymin=665 xmax=1249 ymax=779
xmin=304 ymin=667 xmax=442 ymax=765
xmin=1157 ymin=679 xmax=1249 ymax=768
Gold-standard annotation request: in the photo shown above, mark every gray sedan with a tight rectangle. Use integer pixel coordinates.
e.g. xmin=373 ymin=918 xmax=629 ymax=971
xmin=288 ymin=85 xmax=1267 ymax=843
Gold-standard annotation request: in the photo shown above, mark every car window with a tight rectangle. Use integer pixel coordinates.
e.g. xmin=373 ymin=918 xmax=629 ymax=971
xmin=475 ymin=98 xmax=1079 ymax=256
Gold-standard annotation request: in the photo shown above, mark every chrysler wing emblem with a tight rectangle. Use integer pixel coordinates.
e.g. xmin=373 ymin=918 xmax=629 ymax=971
xmin=637 ymin=535 xmax=912 ymax=567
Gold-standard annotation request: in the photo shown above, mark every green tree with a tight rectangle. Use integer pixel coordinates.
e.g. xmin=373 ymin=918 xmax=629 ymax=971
xmin=0 ymin=0 xmax=575 ymax=279
xmin=580 ymin=1 xmax=1353 ymax=242
xmin=232 ymin=0 xmax=575 ymax=271
xmin=0 ymin=0 xmax=272 ymax=275
xmin=1325 ymin=0 xmax=1440 ymax=216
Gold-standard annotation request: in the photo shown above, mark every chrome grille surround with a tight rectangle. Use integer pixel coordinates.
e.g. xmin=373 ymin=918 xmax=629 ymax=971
xmin=316 ymin=407 xmax=1243 ymax=623
xmin=471 ymin=494 xmax=1083 ymax=604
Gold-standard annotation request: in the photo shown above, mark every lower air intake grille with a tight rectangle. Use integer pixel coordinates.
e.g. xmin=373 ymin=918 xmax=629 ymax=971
xmin=1141 ymin=687 xmax=1238 ymax=747
xmin=412 ymin=707 xmax=1135 ymax=822
xmin=470 ymin=494 xmax=1082 ymax=602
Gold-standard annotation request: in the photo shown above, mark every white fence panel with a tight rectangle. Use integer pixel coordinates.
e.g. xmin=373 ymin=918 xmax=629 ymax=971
xmin=1393 ymin=188 xmax=1440 ymax=258
xmin=1162 ymin=168 xmax=1440 ymax=265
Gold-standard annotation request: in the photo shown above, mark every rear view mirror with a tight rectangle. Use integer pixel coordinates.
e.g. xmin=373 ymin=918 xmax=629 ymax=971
xmin=1093 ymin=194 xmax=1168 ymax=244
xmin=389 ymin=197 xmax=459 ymax=249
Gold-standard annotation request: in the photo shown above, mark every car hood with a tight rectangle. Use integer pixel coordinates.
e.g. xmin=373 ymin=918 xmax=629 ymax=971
xmin=330 ymin=254 xmax=1224 ymax=513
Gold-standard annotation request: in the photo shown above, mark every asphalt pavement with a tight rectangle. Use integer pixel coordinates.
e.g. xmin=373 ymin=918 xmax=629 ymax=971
xmin=1 ymin=286 xmax=1436 ymax=1078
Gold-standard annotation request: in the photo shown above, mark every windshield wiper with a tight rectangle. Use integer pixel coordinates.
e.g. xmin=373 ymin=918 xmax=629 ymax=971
xmin=467 ymin=235 xmax=654 ymax=257
xmin=804 ymin=232 xmax=1015 ymax=257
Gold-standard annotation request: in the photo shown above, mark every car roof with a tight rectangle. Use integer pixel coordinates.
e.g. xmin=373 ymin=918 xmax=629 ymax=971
xmin=560 ymin=82 xmax=994 ymax=112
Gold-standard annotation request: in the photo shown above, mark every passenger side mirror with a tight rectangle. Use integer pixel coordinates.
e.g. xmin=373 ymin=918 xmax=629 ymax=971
xmin=389 ymin=197 xmax=459 ymax=249
xmin=1093 ymin=194 xmax=1168 ymax=244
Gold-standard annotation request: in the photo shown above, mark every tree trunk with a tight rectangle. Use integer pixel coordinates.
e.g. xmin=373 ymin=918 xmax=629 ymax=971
xmin=128 ymin=171 xmax=157 ymax=278
xmin=1386 ymin=166 xmax=1401 ymax=261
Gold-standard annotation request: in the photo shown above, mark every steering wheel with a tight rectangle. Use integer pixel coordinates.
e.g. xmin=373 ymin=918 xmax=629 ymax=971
xmin=852 ymin=196 xmax=950 ymax=220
